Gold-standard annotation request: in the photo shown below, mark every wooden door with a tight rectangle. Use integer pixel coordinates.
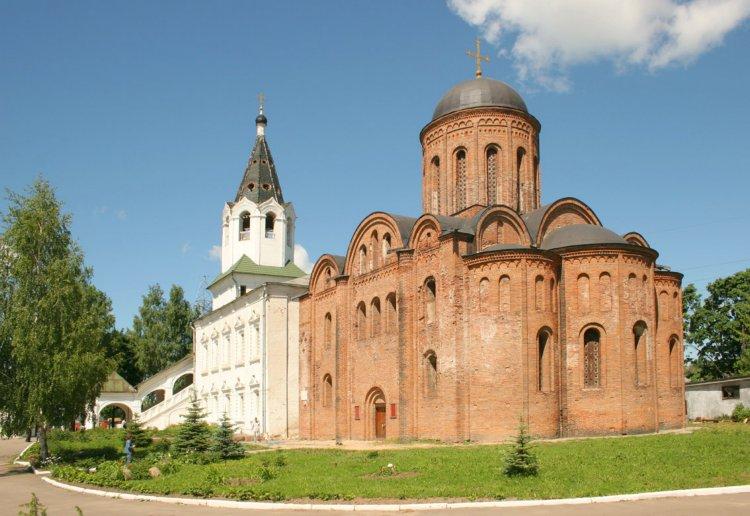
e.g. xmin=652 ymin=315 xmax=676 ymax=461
xmin=375 ymin=404 xmax=386 ymax=439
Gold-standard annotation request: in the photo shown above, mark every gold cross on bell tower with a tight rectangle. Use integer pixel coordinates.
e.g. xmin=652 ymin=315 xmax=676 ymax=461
xmin=258 ymin=92 xmax=265 ymax=114
xmin=466 ymin=38 xmax=489 ymax=78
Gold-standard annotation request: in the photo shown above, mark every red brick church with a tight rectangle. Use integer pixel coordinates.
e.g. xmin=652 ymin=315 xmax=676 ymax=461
xmin=298 ymin=63 xmax=685 ymax=441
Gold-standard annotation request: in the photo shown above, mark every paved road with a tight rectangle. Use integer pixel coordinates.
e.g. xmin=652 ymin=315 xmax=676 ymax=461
xmin=2 ymin=437 xmax=749 ymax=515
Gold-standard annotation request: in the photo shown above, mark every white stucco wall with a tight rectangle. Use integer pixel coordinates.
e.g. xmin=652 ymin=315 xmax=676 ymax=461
xmin=685 ymin=378 xmax=750 ymax=420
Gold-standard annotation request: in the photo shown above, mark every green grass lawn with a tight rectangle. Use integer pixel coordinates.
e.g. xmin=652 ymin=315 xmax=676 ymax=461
xmin=48 ymin=424 xmax=750 ymax=502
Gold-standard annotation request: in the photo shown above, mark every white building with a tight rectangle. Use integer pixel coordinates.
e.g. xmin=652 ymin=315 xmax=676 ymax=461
xmin=192 ymin=104 xmax=308 ymax=438
xmin=90 ymin=102 xmax=308 ymax=439
xmin=685 ymin=376 xmax=750 ymax=420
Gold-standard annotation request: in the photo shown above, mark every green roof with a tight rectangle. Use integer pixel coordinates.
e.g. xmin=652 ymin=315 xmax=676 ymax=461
xmin=102 ymin=371 xmax=136 ymax=393
xmin=209 ymin=255 xmax=306 ymax=288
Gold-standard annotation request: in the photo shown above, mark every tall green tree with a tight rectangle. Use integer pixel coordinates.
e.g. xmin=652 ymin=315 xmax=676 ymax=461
xmin=683 ymin=269 xmax=750 ymax=381
xmin=103 ymin=328 xmax=141 ymax=385
xmin=129 ymin=284 xmax=195 ymax=379
xmin=0 ymin=179 xmax=114 ymax=459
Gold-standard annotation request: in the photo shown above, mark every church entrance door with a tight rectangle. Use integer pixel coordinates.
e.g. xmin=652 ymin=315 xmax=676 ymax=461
xmin=375 ymin=404 xmax=386 ymax=439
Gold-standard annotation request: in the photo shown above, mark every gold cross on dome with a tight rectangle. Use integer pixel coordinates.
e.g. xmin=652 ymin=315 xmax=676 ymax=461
xmin=466 ymin=38 xmax=489 ymax=78
xmin=258 ymin=92 xmax=265 ymax=114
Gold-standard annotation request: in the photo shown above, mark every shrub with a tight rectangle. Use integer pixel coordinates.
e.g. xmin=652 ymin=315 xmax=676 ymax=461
xmin=124 ymin=416 xmax=152 ymax=448
xmin=18 ymin=493 xmax=47 ymax=516
xmin=274 ymin=453 xmax=287 ymax=468
xmin=504 ymin=420 xmax=539 ymax=477
xmin=731 ymin=403 xmax=750 ymax=422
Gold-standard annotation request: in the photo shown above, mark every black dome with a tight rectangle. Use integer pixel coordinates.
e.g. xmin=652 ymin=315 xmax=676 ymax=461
xmin=432 ymin=77 xmax=528 ymax=120
xmin=255 ymin=113 xmax=267 ymax=125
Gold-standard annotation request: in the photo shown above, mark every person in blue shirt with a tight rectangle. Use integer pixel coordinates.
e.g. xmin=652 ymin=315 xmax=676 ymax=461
xmin=123 ymin=434 xmax=133 ymax=465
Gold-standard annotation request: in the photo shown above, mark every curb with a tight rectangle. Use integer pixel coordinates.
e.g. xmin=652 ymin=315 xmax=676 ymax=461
xmin=13 ymin=442 xmax=51 ymax=475
xmin=40 ymin=477 xmax=750 ymax=511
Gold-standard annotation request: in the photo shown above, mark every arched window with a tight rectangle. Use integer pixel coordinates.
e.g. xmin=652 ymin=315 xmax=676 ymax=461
xmin=358 ymin=245 xmax=367 ymax=275
xmin=516 ymin=147 xmax=526 ymax=211
xmin=322 ymin=374 xmax=333 ymax=407
xmin=499 ymin=275 xmax=511 ymax=313
xmin=599 ymin=273 xmax=612 ymax=312
xmin=265 ymin=212 xmax=276 ymax=238
xmin=634 ymin=321 xmax=648 ymax=386
xmin=240 ymin=212 xmax=251 ymax=238
xmin=424 ymin=350 xmax=437 ymax=396
xmin=370 ymin=298 xmax=381 ymax=337
xmin=659 ymin=291 xmax=669 ymax=321
xmin=455 ymin=149 xmax=467 ymax=211
xmin=583 ymin=328 xmax=601 ymax=388
xmin=578 ymin=274 xmax=590 ymax=314
xmin=669 ymin=337 xmax=680 ymax=388
xmin=324 ymin=267 xmax=333 ymax=289
xmin=430 ymin=156 xmax=440 ymax=213
xmin=672 ymin=291 xmax=679 ymax=321
xmin=535 ymin=275 xmax=544 ymax=311
xmin=479 ymin=277 xmax=490 ymax=311
xmin=356 ymin=302 xmax=367 ymax=340
xmin=382 ymin=233 xmax=392 ymax=260
xmin=627 ymin=273 xmax=637 ymax=309
xmin=385 ymin=293 xmax=397 ymax=332
xmin=538 ymin=330 xmax=552 ymax=392
xmin=173 ymin=374 xmax=193 ymax=395
xmin=424 ymin=277 xmax=436 ymax=324
xmin=370 ymin=231 xmax=379 ymax=269
xmin=549 ymin=278 xmax=557 ymax=313
xmin=486 ymin=146 xmax=498 ymax=204
xmin=324 ymin=312 xmax=332 ymax=349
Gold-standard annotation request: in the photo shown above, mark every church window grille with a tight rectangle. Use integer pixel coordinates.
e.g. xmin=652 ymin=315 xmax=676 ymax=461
xmin=455 ymin=149 xmax=467 ymax=211
xmin=424 ymin=278 xmax=436 ymax=324
xmin=583 ymin=328 xmax=601 ymax=388
xmin=634 ymin=321 xmax=648 ymax=386
xmin=486 ymin=147 xmax=498 ymax=204
xmin=265 ymin=213 xmax=275 ymax=238
xmin=324 ymin=313 xmax=332 ymax=349
xmin=424 ymin=350 xmax=437 ymax=397
xmin=370 ymin=298 xmax=381 ymax=337
xmin=356 ymin=302 xmax=367 ymax=340
xmin=322 ymin=374 xmax=333 ymax=407
xmin=240 ymin=212 xmax=251 ymax=239
xmin=386 ymin=293 xmax=397 ymax=332
xmin=538 ymin=330 xmax=552 ymax=392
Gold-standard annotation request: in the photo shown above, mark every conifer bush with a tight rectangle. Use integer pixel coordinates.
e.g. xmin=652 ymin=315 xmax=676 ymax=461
xmin=210 ymin=413 xmax=245 ymax=459
xmin=124 ymin=415 xmax=151 ymax=448
xmin=171 ymin=393 xmax=211 ymax=455
xmin=504 ymin=419 xmax=539 ymax=477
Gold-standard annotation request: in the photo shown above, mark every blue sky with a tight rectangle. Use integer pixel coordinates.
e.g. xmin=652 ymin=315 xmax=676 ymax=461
xmin=1 ymin=1 xmax=749 ymax=328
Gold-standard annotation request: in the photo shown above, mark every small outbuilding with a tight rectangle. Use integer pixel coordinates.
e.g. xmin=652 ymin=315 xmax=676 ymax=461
xmin=685 ymin=376 xmax=750 ymax=420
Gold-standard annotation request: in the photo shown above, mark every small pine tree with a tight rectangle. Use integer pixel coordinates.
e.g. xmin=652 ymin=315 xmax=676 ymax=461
xmin=504 ymin=419 xmax=539 ymax=477
xmin=211 ymin=413 xmax=244 ymax=459
xmin=171 ymin=393 xmax=211 ymax=455
xmin=124 ymin=415 xmax=151 ymax=448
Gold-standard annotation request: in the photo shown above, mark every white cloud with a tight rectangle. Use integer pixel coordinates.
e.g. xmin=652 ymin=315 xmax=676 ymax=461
xmin=294 ymin=244 xmax=314 ymax=273
xmin=208 ymin=245 xmax=222 ymax=262
xmin=448 ymin=0 xmax=750 ymax=90
xmin=115 ymin=209 xmax=127 ymax=221
xmin=181 ymin=242 xmax=191 ymax=254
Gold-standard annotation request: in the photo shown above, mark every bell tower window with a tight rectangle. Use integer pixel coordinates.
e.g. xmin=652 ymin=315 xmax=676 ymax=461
xmin=240 ymin=212 xmax=251 ymax=240
xmin=265 ymin=213 xmax=276 ymax=238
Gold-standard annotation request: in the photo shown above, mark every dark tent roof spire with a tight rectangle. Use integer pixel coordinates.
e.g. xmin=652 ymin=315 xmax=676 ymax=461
xmin=234 ymin=94 xmax=284 ymax=204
